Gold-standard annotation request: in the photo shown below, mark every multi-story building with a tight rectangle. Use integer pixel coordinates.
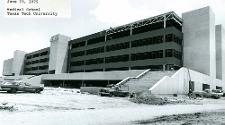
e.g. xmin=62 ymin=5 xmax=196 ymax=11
xmin=23 ymin=47 xmax=50 ymax=75
xmin=68 ymin=11 xmax=183 ymax=73
xmin=1 ymin=6 xmax=225 ymax=94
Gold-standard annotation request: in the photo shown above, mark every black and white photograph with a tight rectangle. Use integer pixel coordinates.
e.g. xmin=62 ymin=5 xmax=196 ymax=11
xmin=0 ymin=0 xmax=225 ymax=124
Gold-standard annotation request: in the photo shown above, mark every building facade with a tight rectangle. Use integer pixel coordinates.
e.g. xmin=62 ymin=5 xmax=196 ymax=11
xmin=183 ymin=6 xmax=216 ymax=78
xmin=24 ymin=47 xmax=50 ymax=75
xmin=1 ymin=6 xmax=225 ymax=92
xmin=68 ymin=12 xmax=183 ymax=73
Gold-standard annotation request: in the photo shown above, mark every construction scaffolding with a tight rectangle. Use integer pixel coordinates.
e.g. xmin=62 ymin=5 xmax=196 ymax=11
xmin=106 ymin=11 xmax=182 ymax=36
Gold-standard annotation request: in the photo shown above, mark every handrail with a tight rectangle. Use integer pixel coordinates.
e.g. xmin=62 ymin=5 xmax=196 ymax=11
xmin=27 ymin=75 xmax=36 ymax=79
xmin=136 ymin=69 xmax=151 ymax=79
xmin=116 ymin=69 xmax=151 ymax=86
xmin=116 ymin=77 xmax=131 ymax=86
xmin=187 ymin=68 xmax=192 ymax=82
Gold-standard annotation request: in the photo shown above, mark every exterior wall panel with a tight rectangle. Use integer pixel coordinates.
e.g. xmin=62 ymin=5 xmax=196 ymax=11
xmin=12 ymin=50 xmax=26 ymax=76
xmin=3 ymin=58 xmax=13 ymax=76
xmin=49 ymin=34 xmax=71 ymax=74
xmin=183 ymin=6 xmax=216 ymax=77
xmin=215 ymin=25 xmax=225 ymax=89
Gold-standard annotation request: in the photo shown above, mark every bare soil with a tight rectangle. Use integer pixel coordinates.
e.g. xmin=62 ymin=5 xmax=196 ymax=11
xmin=133 ymin=110 xmax=225 ymax=125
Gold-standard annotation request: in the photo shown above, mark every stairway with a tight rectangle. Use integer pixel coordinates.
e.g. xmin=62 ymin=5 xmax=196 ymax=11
xmin=119 ymin=71 xmax=176 ymax=93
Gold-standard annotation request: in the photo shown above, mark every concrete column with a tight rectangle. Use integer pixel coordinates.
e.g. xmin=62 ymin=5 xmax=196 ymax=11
xmin=3 ymin=58 xmax=13 ymax=76
xmin=49 ymin=34 xmax=71 ymax=74
xmin=105 ymin=32 xmax=107 ymax=42
xmin=182 ymin=6 xmax=216 ymax=78
xmin=130 ymin=25 xmax=133 ymax=35
xmin=163 ymin=15 xmax=166 ymax=28
xmin=215 ymin=25 xmax=225 ymax=89
xmin=12 ymin=50 xmax=26 ymax=76
xmin=163 ymin=64 xmax=166 ymax=71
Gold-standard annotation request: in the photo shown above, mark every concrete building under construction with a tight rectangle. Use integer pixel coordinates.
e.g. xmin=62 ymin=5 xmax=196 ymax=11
xmin=2 ymin=6 xmax=225 ymax=95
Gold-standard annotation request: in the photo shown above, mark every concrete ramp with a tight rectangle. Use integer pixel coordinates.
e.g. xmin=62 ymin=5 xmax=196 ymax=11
xmin=23 ymin=75 xmax=43 ymax=87
xmin=118 ymin=70 xmax=176 ymax=93
xmin=149 ymin=67 xmax=224 ymax=95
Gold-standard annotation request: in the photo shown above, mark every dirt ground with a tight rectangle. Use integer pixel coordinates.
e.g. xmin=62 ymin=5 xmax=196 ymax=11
xmin=133 ymin=110 xmax=225 ymax=125
xmin=1 ymin=88 xmax=225 ymax=125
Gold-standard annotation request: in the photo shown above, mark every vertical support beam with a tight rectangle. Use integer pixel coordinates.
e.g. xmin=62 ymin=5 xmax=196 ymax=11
xmin=163 ymin=33 xmax=166 ymax=43
xmin=105 ymin=32 xmax=107 ymax=42
xmin=66 ymin=43 xmax=72 ymax=73
xmin=130 ymin=25 xmax=133 ymax=35
xmin=104 ymin=32 xmax=107 ymax=72
xmin=85 ymin=40 xmax=87 ymax=46
xmin=163 ymin=50 xmax=165 ymax=58
xmin=129 ymin=41 xmax=132 ymax=70
xmin=163 ymin=15 xmax=166 ymax=29
xmin=129 ymin=41 xmax=132 ymax=61
xmin=163 ymin=64 xmax=166 ymax=71
xmin=81 ymin=80 xmax=85 ymax=87
xmin=163 ymin=15 xmax=167 ymax=73
xmin=84 ymin=41 xmax=87 ymax=56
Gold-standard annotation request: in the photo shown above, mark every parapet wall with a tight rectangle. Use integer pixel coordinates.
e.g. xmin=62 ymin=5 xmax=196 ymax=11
xmin=150 ymin=67 xmax=223 ymax=95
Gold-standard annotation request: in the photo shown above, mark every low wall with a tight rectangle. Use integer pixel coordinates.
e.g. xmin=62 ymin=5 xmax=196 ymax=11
xmin=22 ymin=75 xmax=43 ymax=87
xmin=150 ymin=67 xmax=223 ymax=95
xmin=42 ymin=70 xmax=144 ymax=81
xmin=3 ymin=75 xmax=43 ymax=87
xmin=80 ymin=87 xmax=105 ymax=95
xmin=3 ymin=75 xmax=34 ymax=82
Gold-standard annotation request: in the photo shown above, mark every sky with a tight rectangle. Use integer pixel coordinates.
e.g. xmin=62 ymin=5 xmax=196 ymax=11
xmin=0 ymin=0 xmax=225 ymax=76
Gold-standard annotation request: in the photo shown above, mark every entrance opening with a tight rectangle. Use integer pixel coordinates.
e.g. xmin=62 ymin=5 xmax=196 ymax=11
xmin=189 ymin=81 xmax=194 ymax=93
xmin=202 ymin=84 xmax=210 ymax=90
xmin=216 ymin=86 xmax=222 ymax=90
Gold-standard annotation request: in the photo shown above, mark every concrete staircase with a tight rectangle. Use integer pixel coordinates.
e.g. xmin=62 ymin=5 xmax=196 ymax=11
xmin=118 ymin=70 xmax=176 ymax=93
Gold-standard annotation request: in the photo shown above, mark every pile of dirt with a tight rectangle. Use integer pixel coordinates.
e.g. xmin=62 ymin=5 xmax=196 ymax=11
xmin=0 ymin=102 xmax=16 ymax=111
xmin=133 ymin=111 xmax=225 ymax=125
xmin=129 ymin=91 xmax=185 ymax=105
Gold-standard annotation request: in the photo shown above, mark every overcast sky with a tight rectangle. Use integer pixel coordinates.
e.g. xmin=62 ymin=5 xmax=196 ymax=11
xmin=0 ymin=0 xmax=225 ymax=76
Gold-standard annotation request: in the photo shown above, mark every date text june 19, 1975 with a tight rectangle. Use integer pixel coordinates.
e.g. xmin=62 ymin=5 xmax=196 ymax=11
xmin=7 ymin=0 xmax=38 ymax=4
